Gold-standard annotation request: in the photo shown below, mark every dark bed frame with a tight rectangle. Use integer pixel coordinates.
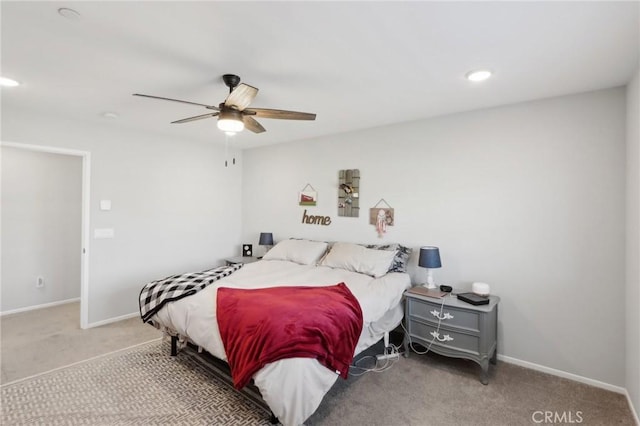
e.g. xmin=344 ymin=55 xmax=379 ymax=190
xmin=169 ymin=335 xmax=280 ymax=424
xmin=166 ymin=326 xmax=404 ymax=425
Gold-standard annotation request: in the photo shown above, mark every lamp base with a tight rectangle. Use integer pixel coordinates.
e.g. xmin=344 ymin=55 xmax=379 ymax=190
xmin=423 ymin=269 xmax=437 ymax=289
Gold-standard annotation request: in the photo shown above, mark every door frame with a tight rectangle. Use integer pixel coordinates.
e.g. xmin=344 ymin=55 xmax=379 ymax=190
xmin=1 ymin=141 xmax=91 ymax=329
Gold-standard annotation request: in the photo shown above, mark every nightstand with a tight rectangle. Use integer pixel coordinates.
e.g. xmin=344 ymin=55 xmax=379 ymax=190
xmin=403 ymin=290 xmax=499 ymax=384
xmin=225 ymin=256 xmax=259 ymax=266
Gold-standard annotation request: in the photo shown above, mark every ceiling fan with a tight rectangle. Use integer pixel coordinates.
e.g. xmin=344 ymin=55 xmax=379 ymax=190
xmin=133 ymin=74 xmax=316 ymax=135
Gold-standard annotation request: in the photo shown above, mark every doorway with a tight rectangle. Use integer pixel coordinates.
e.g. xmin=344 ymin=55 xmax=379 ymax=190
xmin=0 ymin=142 xmax=90 ymax=329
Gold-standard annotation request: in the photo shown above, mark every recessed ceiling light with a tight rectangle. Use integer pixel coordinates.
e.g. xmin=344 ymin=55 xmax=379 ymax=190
xmin=102 ymin=112 xmax=119 ymax=119
xmin=466 ymin=70 xmax=492 ymax=82
xmin=58 ymin=7 xmax=81 ymax=20
xmin=0 ymin=77 xmax=20 ymax=87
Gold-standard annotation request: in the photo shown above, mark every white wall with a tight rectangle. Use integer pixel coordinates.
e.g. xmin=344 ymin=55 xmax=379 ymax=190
xmin=242 ymin=88 xmax=626 ymax=387
xmin=1 ymin=147 xmax=82 ymax=311
xmin=626 ymin=68 xmax=640 ymax=418
xmin=1 ymin=108 xmax=243 ymax=325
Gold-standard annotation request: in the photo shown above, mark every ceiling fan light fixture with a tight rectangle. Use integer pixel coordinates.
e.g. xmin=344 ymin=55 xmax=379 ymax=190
xmin=134 ymin=73 xmax=316 ymax=136
xmin=217 ymin=109 xmax=245 ymax=134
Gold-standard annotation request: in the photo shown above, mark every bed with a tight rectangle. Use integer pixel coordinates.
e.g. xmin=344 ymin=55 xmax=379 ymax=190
xmin=139 ymin=239 xmax=412 ymax=426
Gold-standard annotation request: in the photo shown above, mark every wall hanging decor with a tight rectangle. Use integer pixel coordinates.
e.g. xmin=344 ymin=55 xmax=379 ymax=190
xmin=299 ymin=183 xmax=317 ymax=206
xmin=369 ymin=199 xmax=394 ymax=238
xmin=338 ymin=169 xmax=360 ymax=217
xmin=301 ymin=209 xmax=331 ymax=225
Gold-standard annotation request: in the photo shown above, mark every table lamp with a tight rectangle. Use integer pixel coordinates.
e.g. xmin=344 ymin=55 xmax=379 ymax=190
xmin=419 ymin=246 xmax=442 ymax=289
xmin=259 ymin=232 xmax=274 ymax=257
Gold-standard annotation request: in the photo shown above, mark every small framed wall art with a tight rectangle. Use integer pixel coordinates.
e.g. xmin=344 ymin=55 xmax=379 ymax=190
xmin=299 ymin=183 xmax=317 ymax=206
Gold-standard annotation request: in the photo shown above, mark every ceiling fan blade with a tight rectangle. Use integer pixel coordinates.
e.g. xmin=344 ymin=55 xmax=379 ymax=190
xmin=224 ymin=83 xmax=258 ymax=111
xmin=243 ymin=115 xmax=266 ymax=133
xmin=171 ymin=112 xmax=219 ymax=124
xmin=133 ymin=94 xmax=219 ymax=110
xmin=244 ymin=108 xmax=316 ymax=121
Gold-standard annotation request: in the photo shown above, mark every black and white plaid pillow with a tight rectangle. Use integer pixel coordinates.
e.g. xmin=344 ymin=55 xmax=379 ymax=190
xmin=360 ymin=243 xmax=412 ymax=273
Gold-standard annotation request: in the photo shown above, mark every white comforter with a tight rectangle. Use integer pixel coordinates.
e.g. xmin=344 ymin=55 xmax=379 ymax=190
xmin=153 ymin=259 xmax=411 ymax=426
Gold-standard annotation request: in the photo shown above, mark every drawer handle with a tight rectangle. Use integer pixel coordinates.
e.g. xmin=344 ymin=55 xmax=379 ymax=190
xmin=430 ymin=309 xmax=454 ymax=321
xmin=430 ymin=331 xmax=454 ymax=342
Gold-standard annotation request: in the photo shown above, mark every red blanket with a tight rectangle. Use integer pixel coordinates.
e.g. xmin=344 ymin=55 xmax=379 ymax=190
xmin=216 ymin=283 xmax=363 ymax=389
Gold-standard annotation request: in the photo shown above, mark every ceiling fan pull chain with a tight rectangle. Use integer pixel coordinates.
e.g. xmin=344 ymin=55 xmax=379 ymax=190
xmin=224 ymin=132 xmax=237 ymax=167
xmin=224 ymin=134 xmax=229 ymax=167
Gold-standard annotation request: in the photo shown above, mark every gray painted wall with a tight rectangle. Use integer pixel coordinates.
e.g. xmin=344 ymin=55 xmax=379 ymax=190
xmin=2 ymin=84 xmax=634 ymax=407
xmin=1 ymin=147 xmax=82 ymax=311
xmin=626 ymin=68 xmax=640 ymax=418
xmin=242 ymin=88 xmax=627 ymax=387
xmin=1 ymin=110 xmax=243 ymax=325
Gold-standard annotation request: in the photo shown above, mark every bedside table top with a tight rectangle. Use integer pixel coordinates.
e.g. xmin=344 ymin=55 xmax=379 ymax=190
xmin=405 ymin=289 xmax=500 ymax=312
xmin=225 ymin=256 xmax=259 ymax=264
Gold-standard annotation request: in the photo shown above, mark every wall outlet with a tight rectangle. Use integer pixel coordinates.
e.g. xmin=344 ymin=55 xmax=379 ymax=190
xmin=36 ymin=276 xmax=45 ymax=288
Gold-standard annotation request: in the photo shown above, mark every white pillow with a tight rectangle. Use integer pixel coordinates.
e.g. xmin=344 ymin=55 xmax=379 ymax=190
xmin=262 ymin=239 xmax=328 ymax=265
xmin=320 ymin=242 xmax=397 ymax=278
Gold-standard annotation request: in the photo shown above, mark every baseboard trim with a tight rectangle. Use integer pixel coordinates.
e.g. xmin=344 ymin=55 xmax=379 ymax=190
xmin=0 ymin=298 xmax=80 ymax=317
xmin=624 ymin=389 xmax=640 ymax=425
xmin=85 ymin=311 xmax=140 ymax=328
xmin=498 ymin=354 xmax=626 ymax=394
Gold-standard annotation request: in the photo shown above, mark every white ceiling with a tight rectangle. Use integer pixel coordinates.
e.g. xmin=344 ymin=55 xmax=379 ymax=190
xmin=2 ymin=1 xmax=639 ymax=149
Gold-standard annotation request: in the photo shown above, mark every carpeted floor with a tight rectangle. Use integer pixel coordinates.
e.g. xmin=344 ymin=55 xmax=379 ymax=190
xmin=1 ymin=339 xmax=635 ymax=425
xmin=1 ymin=340 xmax=271 ymax=426
xmin=0 ymin=301 xmax=162 ymax=384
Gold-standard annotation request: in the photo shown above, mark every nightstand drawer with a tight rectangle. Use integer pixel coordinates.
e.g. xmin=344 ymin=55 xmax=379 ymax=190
xmin=410 ymin=320 xmax=480 ymax=355
xmin=408 ymin=300 xmax=480 ymax=333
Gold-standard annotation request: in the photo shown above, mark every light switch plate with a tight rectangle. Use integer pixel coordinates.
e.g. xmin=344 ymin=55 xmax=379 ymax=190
xmin=100 ymin=200 xmax=112 ymax=211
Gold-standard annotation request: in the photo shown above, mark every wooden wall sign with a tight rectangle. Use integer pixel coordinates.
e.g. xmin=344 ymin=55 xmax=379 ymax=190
xmin=338 ymin=169 xmax=360 ymax=217
xmin=302 ymin=209 xmax=332 ymax=226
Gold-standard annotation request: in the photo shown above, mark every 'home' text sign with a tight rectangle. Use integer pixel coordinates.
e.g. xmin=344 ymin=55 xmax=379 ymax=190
xmin=301 ymin=209 xmax=331 ymax=226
